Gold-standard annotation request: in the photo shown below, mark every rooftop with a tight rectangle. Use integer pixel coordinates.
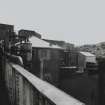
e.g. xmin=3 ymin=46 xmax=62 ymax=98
xmin=80 ymin=51 xmax=95 ymax=57
xmin=29 ymin=36 xmax=62 ymax=49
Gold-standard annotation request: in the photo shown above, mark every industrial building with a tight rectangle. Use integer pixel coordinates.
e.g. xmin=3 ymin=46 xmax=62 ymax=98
xmin=0 ymin=23 xmax=104 ymax=105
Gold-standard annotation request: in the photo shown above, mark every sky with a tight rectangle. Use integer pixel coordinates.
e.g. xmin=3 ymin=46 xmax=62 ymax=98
xmin=0 ymin=0 xmax=105 ymax=45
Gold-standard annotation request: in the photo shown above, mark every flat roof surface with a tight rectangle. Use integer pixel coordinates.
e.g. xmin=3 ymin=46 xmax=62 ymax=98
xmin=80 ymin=52 xmax=95 ymax=57
xmin=29 ymin=36 xmax=62 ymax=49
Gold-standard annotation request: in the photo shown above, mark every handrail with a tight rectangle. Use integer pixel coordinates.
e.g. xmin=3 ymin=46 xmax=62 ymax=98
xmin=11 ymin=63 xmax=85 ymax=105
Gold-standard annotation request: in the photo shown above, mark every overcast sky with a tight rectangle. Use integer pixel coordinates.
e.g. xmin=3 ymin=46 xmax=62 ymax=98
xmin=0 ymin=0 xmax=105 ymax=45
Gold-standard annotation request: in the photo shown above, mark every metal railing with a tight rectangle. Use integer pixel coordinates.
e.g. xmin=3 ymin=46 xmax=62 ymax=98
xmin=5 ymin=59 xmax=85 ymax=105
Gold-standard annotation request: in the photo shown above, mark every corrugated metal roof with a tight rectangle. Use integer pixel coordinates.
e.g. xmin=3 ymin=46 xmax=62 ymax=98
xmin=29 ymin=36 xmax=62 ymax=49
xmin=80 ymin=51 xmax=95 ymax=57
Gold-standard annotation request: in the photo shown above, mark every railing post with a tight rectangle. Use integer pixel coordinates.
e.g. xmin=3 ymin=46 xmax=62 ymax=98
xmin=33 ymin=87 xmax=39 ymax=105
xmin=24 ymin=79 xmax=31 ymax=105
xmin=12 ymin=68 xmax=16 ymax=105
xmin=18 ymin=74 xmax=24 ymax=105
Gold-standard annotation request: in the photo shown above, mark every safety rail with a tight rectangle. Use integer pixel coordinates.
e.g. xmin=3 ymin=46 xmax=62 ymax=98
xmin=5 ymin=60 xmax=85 ymax=105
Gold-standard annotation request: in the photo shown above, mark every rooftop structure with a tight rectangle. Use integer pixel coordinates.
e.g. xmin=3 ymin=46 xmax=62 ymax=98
xmin=43 ymin=39 xmax=74 ymax=50
xmin=29 ymin=36 xmax=62 ymax=49
xmin=80 ymin=52 xmax=96 ymax=57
